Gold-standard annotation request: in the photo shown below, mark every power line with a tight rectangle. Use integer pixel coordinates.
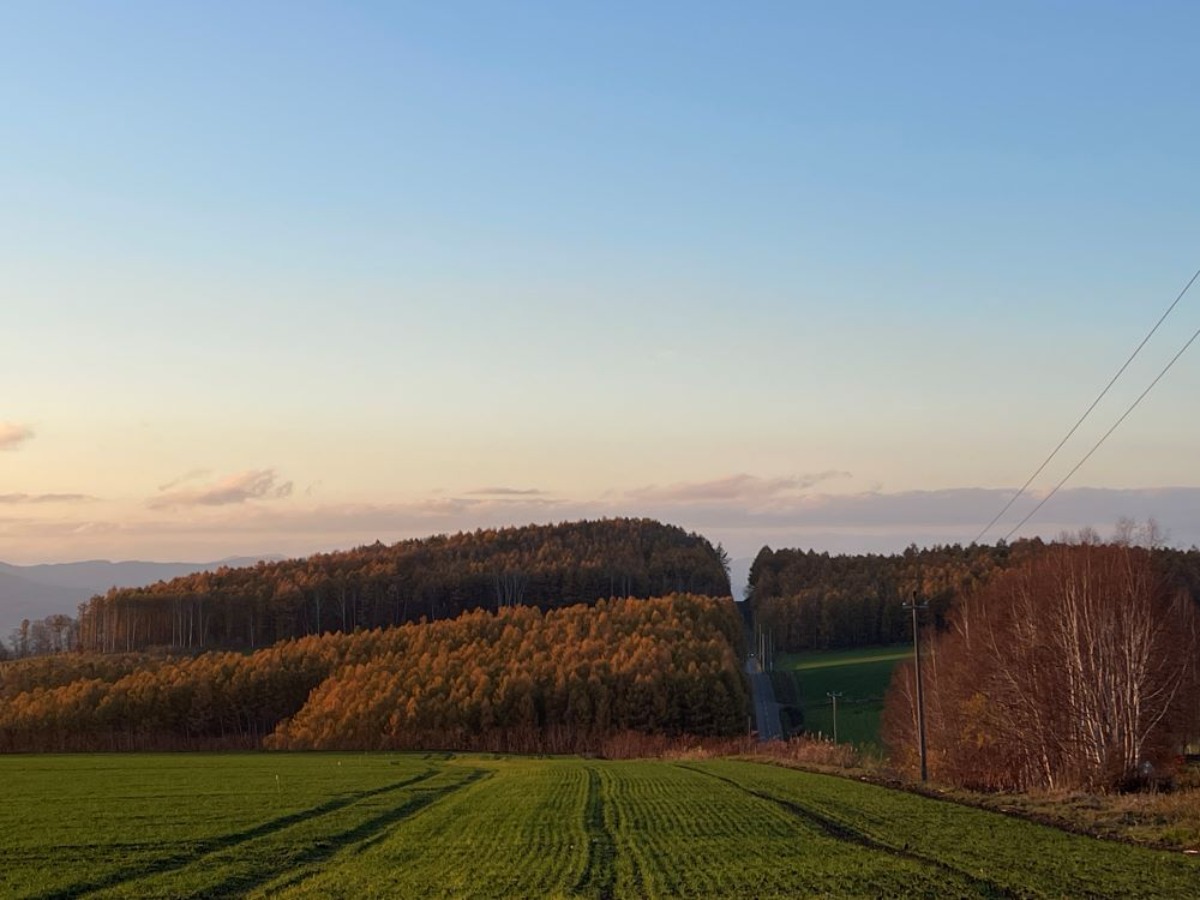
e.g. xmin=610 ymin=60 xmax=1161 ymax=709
xmin=974 ymin=268 xmax=1200 ymax=543
xmin=1002 ymin=317 xmax=1200 ymax=542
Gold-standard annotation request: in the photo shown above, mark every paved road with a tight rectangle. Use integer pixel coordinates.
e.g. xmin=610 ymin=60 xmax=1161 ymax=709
xmin=745 ymin=657 xmax=783 ymax=741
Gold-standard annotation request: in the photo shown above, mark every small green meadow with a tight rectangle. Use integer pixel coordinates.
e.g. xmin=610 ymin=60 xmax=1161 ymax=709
xmin=774 ymin=644 xmax=910 ymax=747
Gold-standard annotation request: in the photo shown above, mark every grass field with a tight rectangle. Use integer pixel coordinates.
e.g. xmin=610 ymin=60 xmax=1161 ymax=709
xmin=1 ymin=753 xmax=1197 ymax=898
xmin=775 ymin=645 xmax=910 ymax=747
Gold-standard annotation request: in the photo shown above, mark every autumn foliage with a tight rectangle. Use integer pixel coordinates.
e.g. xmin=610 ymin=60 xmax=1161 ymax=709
xmin=882 ymin=540 xmax=1199 ymax=792
xmin=73 ymin=519 xmax=731 ymax=654
xmin=0 ymin=594 xmax=749 ymax=753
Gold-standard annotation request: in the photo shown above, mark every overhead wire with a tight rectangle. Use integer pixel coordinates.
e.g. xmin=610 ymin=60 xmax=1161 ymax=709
xmin=1002 ymin=314 xmax=1200 ymax=542
xmin=973 ymin=268 xmax=1200 ymax=543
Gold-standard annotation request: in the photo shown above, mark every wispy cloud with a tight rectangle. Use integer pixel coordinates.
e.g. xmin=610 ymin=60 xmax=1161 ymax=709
xmin=149 ymin=469 xmax=294 ymax=509
xmin=466 ymin=486 xmax=548 ymax=496
xmin=5 ymin=476 xmax=1200 ymax=565
xmin=157 ymin=468 xmax=212 ymax=492
xmin=627 ymin=471 xmax=852 ymax=504
xmin=0 ymin=493 xmax=96 ymax=504
xmin=0 ymin=422 xmax=34 ymax=451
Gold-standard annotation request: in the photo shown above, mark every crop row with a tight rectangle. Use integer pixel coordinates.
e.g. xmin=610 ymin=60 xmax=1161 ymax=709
xmin=272 ymin=759 xmax=591 ymax=898
xmin=695 ymin=760 xmax=1200 ymax=898
xmin=2 ymin=754 xmax=1197 ymax=898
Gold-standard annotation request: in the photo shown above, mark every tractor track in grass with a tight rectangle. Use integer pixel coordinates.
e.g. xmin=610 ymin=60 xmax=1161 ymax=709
xmin=677 ymin=764 xmax=1017 ymax=899
xmin=572 ymin=766 xmax=617 ymax=900
xmin=226 ymin=767 xmax=492 ymax=899
xmin=37 ymin=767 xmax=461 ymax=900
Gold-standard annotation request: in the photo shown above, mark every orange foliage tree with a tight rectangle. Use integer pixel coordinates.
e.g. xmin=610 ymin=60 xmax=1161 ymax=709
xmin=0 ymin=594 xmax=748 ymax=753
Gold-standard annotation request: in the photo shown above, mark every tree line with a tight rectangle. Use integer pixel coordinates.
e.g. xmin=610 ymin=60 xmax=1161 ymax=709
xmin=2 ymin=614 xmax=77 ymax=660
xmin=0 ymin=594 xmax=748 ymax=753
xmin=747 ymin=535 xmax=1200 ymax=653
xmin=71 ymin=519 xmax=731 ymax=654
xmin=882 ymin=535 xmax=1200 ymax=792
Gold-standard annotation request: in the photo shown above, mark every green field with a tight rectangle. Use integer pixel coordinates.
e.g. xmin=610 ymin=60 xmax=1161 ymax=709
xmin=2 ymin=753 xmax=1197 ymax=898
xmin=774 ymin=645 xmax=910 ymax=747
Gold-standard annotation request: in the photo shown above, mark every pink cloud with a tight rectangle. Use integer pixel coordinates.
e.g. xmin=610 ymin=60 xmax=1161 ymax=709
xmin=149 ymin=469 xmax=294 ymax=509
xmin=0 ymin=422 xmax=34 ymax=451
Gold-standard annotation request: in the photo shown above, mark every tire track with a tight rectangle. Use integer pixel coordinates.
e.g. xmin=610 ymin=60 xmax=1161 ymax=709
xmin=39 ymin=769 xmax=442 ymax=900
xmin=676 ymin=764 xmax=1016 ymax=899
xmin=206 ymin=767 xmax=492 ymax=898
xmin=572 ymin=766 xmax=617 ymax=900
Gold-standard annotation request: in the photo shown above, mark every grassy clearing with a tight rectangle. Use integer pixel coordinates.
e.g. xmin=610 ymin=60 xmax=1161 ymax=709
xmin=775 ymin=644 xmax=908 ymax=747
xmin=1 ymin=753 xmax=1196 ymax=898
xmin=947 ymin=767 xmax=1200 ymax=852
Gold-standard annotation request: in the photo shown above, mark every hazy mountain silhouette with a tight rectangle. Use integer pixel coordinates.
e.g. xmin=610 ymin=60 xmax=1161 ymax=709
xmin=0 ymin=569 xmax=88 ymax=639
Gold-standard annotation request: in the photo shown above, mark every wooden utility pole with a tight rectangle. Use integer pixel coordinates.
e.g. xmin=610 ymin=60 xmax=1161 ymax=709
xmin=904 ymin=594 xmax=929 ymax=782
xmin=826 ymin=691 xmax=843 ymax=744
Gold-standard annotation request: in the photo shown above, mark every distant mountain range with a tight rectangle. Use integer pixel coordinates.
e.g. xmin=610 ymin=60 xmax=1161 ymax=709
xmin=0 ymin=557 xmax=280 ymax=642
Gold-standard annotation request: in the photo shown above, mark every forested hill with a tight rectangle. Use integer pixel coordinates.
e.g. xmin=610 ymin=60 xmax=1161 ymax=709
xmin=748 ymin=539 xmax=1200 ymax=652
xmin=75 ymin=519 xmax=731 ymax=654
xmin=1 ymin=594 xmax=749 ymax=753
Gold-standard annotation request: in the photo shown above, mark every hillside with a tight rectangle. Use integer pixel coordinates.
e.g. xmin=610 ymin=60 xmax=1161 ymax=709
xmin=0 ymin=594 xmax=747 ymax=753
xmin=74 ymin=518 xmax=730 ymax=654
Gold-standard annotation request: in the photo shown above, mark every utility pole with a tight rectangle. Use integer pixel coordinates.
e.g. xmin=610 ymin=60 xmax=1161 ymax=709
xmin=826 ymin=691 xmax=843 ymax=744
xmin=902 ymin=593 xmax=929 ymax=782
xmin=756 ymin=624 xmax=774 ymax=672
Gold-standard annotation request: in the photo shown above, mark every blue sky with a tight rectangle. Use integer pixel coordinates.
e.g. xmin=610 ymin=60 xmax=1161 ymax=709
xmin=2 ymin=2 xmax=1199 ymax=563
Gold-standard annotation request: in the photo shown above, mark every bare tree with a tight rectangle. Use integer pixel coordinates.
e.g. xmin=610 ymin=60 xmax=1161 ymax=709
xmin=884 ymin=537 xmax=1198 ymax=791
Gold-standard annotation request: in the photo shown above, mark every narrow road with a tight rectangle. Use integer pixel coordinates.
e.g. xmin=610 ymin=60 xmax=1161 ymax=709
xmin=745 ymin=656 xmax=783 ymax=741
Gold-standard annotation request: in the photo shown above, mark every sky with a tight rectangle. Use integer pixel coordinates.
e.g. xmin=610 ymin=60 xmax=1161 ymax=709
xmin=2 ymin=1 xmax=1199 ymax=565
